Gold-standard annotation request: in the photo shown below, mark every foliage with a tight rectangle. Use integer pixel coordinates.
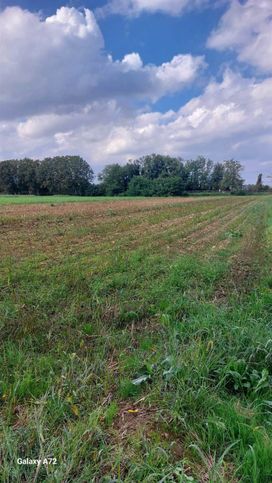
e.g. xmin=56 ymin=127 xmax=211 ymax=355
xmin=1 ymin=153 xmax=269 ymax=197
xmin=127 ymin=175 xmax=186 ymax=196
xmin=221 ymin=159 xmax=244 ymax=192
xmin=210 ymin=162 xmax=225 ymax=191
xmin=0 ymin=156 xmax=94 ymax=195
xmin=184 ymin=155 xmax=214 ymax=191
xmin=153 ymin=176 xmax=186 ymax=196
xmin=256 ymin=173 xmax=263 ymax=191
xmin=245 ymin=174 xmax=271 ymax=194
xmin=37 ymin=156 xmax=94 ymax=195
xmin=0 ymin=159 xmax=22 ymax=194
xmin=140 ymin=153 xmax=184 ymax=179
xmin=100 ymin=155 xmax=247 ymax=196
xmin=127 ymin=176 xmax=154 ymax=196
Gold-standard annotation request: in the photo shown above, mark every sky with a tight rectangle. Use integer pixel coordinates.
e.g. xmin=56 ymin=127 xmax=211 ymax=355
xmin=0 ymin=0 xmax=271 ymax=183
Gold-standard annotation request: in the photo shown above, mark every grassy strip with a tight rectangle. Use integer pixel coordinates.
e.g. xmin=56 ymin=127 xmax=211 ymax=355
xmin=0 ymin=199 xmax=271 ymax=481
xmin=0 ymin=195 xmax=148 ymax=205
xmin=0 ymin=194 xmax=236 ymax=206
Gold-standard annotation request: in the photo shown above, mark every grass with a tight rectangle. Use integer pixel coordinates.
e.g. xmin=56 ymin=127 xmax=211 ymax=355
xmin=0 ymin=195 xmax=272 ymax=481
xmin=0 ymin=195 xmax=146 ymax=205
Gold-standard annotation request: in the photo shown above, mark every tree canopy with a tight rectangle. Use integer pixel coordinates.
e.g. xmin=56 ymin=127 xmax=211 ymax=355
xmin=98 ymin=156 xmax=247 ymax=196
xmin=1 ymin=153 xmax=268 ymax=196
xmin=0 ymin=156 xmax=94 ymax=195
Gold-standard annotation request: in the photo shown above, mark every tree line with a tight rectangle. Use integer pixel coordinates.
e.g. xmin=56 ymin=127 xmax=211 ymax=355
xmin=0 ymin=156 xmax=94 ymax=196
xmin=0 ymin=154 xmax=270 ymax=196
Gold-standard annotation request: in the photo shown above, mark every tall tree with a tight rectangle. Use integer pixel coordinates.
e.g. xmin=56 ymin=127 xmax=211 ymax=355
xmin=141 ymin=154 xmax=184 ymax=179
xmin=37 ymin=156 xmax=93 ymax=195
xmin=99 ymin=161 xmax=141 ymax=195
xmin=122 ymin=161 xmax=141 ymax=189
xmin=0 ymin=160 xmax=19 ymax=194
xmin=98 ymin=164 xmax=126 ymax=195
xmin=221 ymin=160 xmax=244 ymax=192
xmin=17 ymin=158 xmax=40 ymax=194
xmin=185 ymin=157 xmax=213 ymax=191
xmin=256 ymin=173 xmax=263 ymax=192
xmin=211 ymin=162 xmax=225 ymax=191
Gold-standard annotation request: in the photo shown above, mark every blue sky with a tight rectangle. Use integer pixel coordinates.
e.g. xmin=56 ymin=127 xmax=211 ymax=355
xmin=0 ymin=0 xmax=271 ymax=182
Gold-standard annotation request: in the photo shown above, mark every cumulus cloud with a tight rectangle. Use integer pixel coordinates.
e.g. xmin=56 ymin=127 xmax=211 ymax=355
xmin=121 ymin=53 xmax=143 ymax=71
xmin=96 ymin=0 xmax=210 ymax=17
xmin=0 ymin=6 xmax=204 ymax=120
xmin=100 ymin=71 xmax=272 ymax=173
xmin=208 ymin=0 xmax=272 ymax=73
xmin=9 ymin=70 xmax=272 ymax=181
xmin=0 ymin=6 xmax=103 ymax=119
xmin=0 ymin=5 xmax=271 ymax=182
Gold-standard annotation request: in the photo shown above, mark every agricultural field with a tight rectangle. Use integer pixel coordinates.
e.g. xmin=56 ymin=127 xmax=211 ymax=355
xmin=0 ymin=195 xmax=144 ymax=205
xmin=0 ymin=193 xmax=228 ymax=206
xmin=1 ymin=196 xmax=272 ymax=482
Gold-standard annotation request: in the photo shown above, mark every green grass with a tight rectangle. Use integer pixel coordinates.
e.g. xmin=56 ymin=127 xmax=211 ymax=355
xmin=0 ymin=194 xmax=147 ymax=205
xmin=0 ymin=193 xmax=269 ymax=205
xmin=0 ymin=196 xmax=272 ymax=481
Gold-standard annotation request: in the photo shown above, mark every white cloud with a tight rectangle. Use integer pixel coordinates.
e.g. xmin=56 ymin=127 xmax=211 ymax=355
xmin=0 ymin=6 xmax=203 ymax=120
xmin=96 ymin=0 xmax=210 ymax=17
xmin=208 ymin=0 xmax=272 ymax=73
xmin=45 ymin=6 xmax=101 ymax=39
xmin=117 ymin=52 xmax=205 ymax=90
xmin=0 ymin=6 xmax=103 ymax=119
xmin=154 ymin=55 xmax=205 ymax=91
xmin=121 ymin=53 xmax=143 ymax=71
xmin=6 ymin=70 xmax=271 ymax=181
xmin=0 ymin=5 xmax=271 ymax=183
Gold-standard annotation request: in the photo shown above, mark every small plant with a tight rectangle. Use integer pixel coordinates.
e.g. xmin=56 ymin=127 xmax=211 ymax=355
xmin=119 ymin=379 xmax=141 ymax=398
xmin=82 ymin=323 xmax=94 ymax=335
xmin=104 ymin=402 xmax=118 ymax=426
xmin=218 ymin=358 xmax=272 ymax=395
xmin=225 ymin=229 xmax=243 ymax=239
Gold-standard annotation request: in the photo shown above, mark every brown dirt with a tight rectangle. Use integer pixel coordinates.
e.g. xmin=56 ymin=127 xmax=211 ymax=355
xmin=0 ymin=197 xmax=257 ymax=272
xmin=112 ymin=402 xmax=157 ymax=441
xmin=0 ymin=197 xmax=205 ymax=219
xmin=213 ymin=206 xmax=265 ymax=302
xmin=0 ymin=197 xmax=241 ymax=260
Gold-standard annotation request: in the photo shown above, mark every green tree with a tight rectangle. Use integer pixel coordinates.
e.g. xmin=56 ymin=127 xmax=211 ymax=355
xmin=37 ymin=156 xmax=93 ymax=195
xmin=221 ymin=160 xmax=244 ymax=192
xmin=98 ymin=161 xmax=140 ymax=196
xmin=211 ymin=162 xmax=225 ymax=191
xmin=256 ymin=173 xmax=263 ymax=192
xmin=122 ymin=161 xmax=141 ymax=188
xmin=126 ymin=176 xmax=154 ymax=196
xmin=185 ymin=156 xmax=213 ymax=191
xmin=141 ymin=154 xmax=184 ymax=179
xmin=0 ymin=160 xmax=19 ymax=194
xmin=98 ymin=164 xmax=126 ymax=195
xmin=153 ymin=176 xmax=186 ymax=196
xmin=17 ymin=158 xmax=40 ymax=194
